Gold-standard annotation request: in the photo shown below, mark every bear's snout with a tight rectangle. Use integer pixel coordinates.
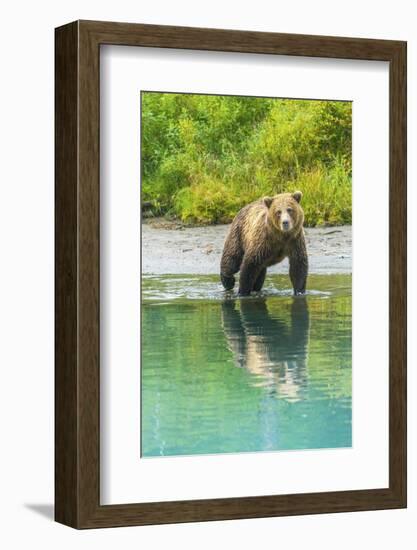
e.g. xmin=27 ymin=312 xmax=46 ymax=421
xmin=280 ymin=214 xmax=293 ymax=232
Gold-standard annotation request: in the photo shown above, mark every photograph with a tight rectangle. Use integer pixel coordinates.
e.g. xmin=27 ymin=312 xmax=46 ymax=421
xmin=49 ymin=9 xmax=406 ymax=533
xmin=140 ymin=91 xmax=352 ymax=457
xmin=0 ymin=0 xmax=410 ymax=539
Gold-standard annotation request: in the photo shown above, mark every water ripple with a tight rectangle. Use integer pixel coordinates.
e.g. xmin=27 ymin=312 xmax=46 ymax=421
xmin=142 ymin=273 xmax=350 ymax=303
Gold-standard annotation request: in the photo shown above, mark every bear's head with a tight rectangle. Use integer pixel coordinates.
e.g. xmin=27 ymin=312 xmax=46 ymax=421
xmin=263 ymin=191 xmax=304 ymax=234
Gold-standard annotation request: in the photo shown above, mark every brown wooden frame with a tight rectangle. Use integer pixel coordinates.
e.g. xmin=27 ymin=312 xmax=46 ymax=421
xmin=55 ymin=20 xmax=407 ymax=529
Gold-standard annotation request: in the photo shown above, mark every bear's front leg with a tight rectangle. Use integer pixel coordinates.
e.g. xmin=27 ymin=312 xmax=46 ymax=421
xmin=238 ymin=256 xmax=264 ymax=296
xmin=289 ymin=235 xmax=308 ymax=295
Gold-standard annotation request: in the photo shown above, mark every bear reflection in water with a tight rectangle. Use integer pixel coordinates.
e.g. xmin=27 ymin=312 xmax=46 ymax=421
xmin=221 ymin=298 xmax=310 ymax=402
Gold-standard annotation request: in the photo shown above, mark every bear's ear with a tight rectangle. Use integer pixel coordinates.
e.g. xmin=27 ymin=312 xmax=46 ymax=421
xmin=263 ymin=196 xmax=273 ymax=208
xmin=292 ymin=191 xmax=302 ymax=203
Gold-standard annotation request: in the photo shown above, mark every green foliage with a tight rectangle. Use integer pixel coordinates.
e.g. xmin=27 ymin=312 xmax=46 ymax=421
xmin=292 ymin=160 xmax=352 ymax=226
xmin=141 ymin=92 xmax=352 ymax=226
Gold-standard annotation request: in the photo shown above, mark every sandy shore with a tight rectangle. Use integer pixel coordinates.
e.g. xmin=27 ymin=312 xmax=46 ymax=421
xmin=142 ymin=218 xmax=351 ymax=275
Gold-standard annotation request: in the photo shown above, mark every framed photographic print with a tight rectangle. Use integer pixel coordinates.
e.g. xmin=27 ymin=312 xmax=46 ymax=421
xmin=55 ymin=20 xmax=407 ymax=528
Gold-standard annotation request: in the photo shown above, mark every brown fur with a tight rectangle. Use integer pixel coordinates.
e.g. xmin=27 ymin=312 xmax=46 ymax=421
xmin=220 ymin=191 xmax=308 ymax=295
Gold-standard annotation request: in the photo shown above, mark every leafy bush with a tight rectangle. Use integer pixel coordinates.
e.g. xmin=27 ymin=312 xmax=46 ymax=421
xmin=141 ymin=92 xmax=352 ymax=226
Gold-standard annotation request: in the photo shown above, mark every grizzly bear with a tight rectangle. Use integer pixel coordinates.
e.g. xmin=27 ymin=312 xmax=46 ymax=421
xmin=220 ymin=191 xmax=308 ymax=296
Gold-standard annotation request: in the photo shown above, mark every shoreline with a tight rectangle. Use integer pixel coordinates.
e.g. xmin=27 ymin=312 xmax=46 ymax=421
xmin=142 ymin=218 xmax=352 ymax=275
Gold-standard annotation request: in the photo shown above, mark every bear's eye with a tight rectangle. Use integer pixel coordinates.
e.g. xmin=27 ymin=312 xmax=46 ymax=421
xmin=287 ymin=207 xmax=293 ymax=213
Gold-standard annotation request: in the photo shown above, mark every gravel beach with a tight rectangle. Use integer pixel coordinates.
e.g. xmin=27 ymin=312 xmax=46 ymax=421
xmin=142 ymin=219 xmax=351 ymax=275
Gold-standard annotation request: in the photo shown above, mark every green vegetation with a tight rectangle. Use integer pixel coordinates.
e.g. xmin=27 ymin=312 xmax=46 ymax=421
xmin=141 ymin=92 xmax=352 ymax=226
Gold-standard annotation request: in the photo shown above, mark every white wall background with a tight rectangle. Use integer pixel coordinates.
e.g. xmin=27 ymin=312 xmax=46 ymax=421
xmin=0 ymin=0 xmax=415 ymax=547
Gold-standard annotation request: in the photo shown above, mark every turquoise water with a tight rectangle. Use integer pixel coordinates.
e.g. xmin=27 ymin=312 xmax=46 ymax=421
xmin=141 ymin=274 xmax=352 ymax=457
